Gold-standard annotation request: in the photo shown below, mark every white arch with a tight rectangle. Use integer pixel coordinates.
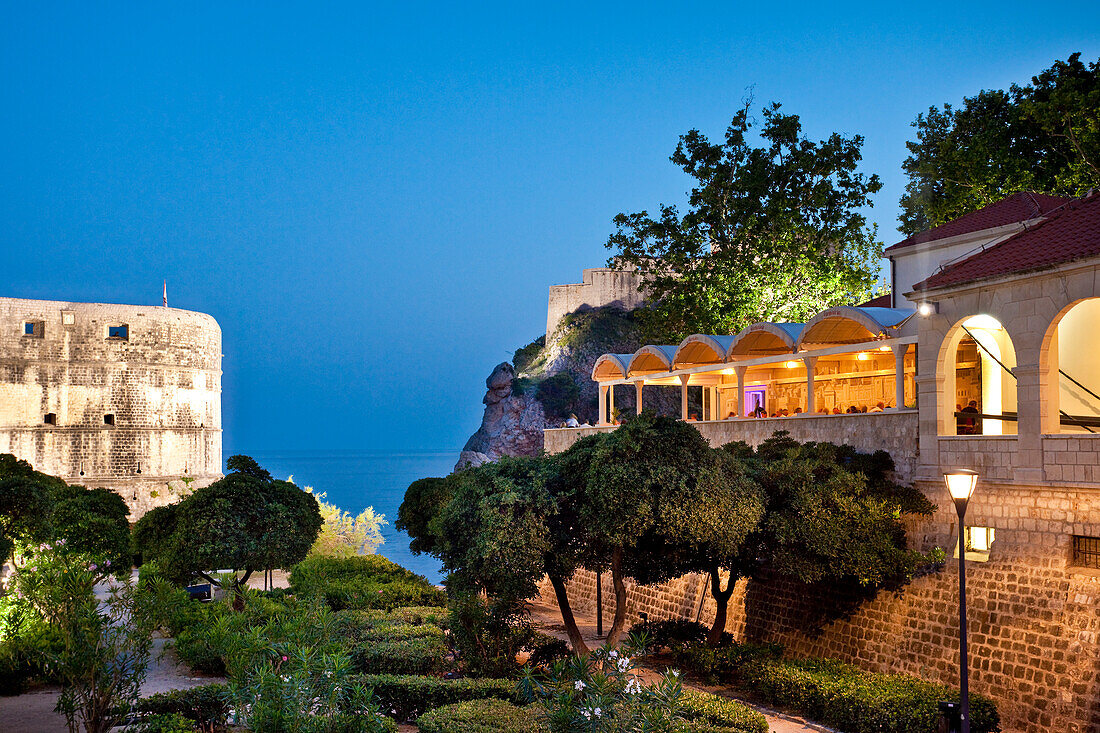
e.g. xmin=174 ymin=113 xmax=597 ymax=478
xmin=796 ymin=306 xmax=913 ymax=349
xmin=627 ymin=345 xmax=678 ymax=376
xmin=674 ymin=334 xmax=737 ymax=368
xmin=591 ymin=353 xmax=632 ymax=382
xmin=727 ymin=322 xmax=803 ymax=359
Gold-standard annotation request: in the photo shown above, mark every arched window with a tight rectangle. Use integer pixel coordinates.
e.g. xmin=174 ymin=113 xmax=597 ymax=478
xmin=942 ymin=315 xmax=1017 ymax=436
xmin=1044 ymin=299 xmax=1100 ymax=434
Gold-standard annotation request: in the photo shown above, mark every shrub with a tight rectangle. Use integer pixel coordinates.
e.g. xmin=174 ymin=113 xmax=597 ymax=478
xmin=289 ymin=555 xmax=445 ymax=611
xmin=354 ymin=674 xmax=519 ymax=722
xmin=674 ymin=641 xmax=783 ymax=682
xmin=351 ymin=636 xmax=449 ymax=676
xmin=354 ymin=606 xmax=449 ymax=627
xmin=136 ymin=713 xmax=194 ymax=733
xmin=417 ymin=699 xmax=547 ymax=733
xmin=447 ymin=591 xmax=536 ymax=678
xmin=628 ymin=619 xmax=710 ymax=653
xmin=679 ymin=689 xmax=768 ymax=733
xmin=526 ymin=633 xmax=571 ymax=669
xmin=133 ymin=684 xmax=230 ymax=731
xmin=535 ymin=373 xmax=581 ymax=419
xmin=741 ymin=657 xmax=1001 ymax=733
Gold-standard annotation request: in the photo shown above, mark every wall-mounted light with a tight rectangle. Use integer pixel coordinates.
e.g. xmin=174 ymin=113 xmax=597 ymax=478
xmin=918 ymin=301 xmax=939 ymax=317
xmin=784 ymin=361 xmax=799 ymax=369
xmin=878 ymin=346 xmax=891 ymax=352
xmin=856 ymin=352 xmax=870 ymax=361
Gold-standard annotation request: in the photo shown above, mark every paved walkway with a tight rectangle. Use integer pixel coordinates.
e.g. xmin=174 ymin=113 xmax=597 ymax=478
xmin=527 ymin=599 xmax=833 ymax=733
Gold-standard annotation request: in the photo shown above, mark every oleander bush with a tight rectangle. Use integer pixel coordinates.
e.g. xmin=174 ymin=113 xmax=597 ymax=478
xmin=351 ymin=635 xmax=450 ymax=675
xmin=289 ymin=555 xmax=445 ymax=611
xmin=135 ymin=712 xmax=194 ymax=733
xmin=353 ymin=674 xmax=520 ymax=722
xmin=741 ymin=657 xmax=1001 ymax=733
xmin=133 ymin=685 xmax=230 ymax=731
xmin=417 ymin=698 xmax=547 ymax=733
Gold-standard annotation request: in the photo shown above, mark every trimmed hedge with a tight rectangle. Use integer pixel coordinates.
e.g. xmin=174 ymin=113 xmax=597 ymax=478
xmin=355 ymin=674 xmax=519 ymax=722
xmin=417 ymin=699 xmax=547 ymax=733
xmin=354 ymin=606 xmax=449 ymax=627
xmin=629 ymin=618 xmax=711 ymax=653
xmin=351 ymin=636 xmax=450 ymax=676
xmin=289 ymin=555 xmax=446 ymax=611
xmin=133 ymin=684 xmax=230 ymax=730
xmin=680 ymin=689 xmax=769 ymax=733
xmin=742 ymin=657 xmax=1001 ymax=733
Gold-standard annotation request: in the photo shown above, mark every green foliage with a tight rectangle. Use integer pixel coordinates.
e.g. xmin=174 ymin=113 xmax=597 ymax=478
xmin=288 ymin=555 xmax=445 ymax=611
xmin=513 ymin=335 xmax=546 ymax=374
xmin=535 ymin=372 xmax=581 ymax=419
xmin=740 ymin=657 xmax=1000 ymax=733
xmin=627 ymin=619 xmax=710 ymax=653
xmin=351 ymin=635 xmax=450 ymax=675
xmin=0 ymin=590 xmax=64 ymax=694
xmin=446 ymin=590 xmax=536 ymax=678
xmin=135 ymin=713 xmax=194 ymax=733
xmin=519 ymin=635 xmax=687 ymax=732
xmin=900 ymin=53 xmax=1100 ymax=234
xmin=354 ymin=673 xmax=520 ymax=723
xmin=134 ymin=684 xmax=230 ymax=731
xmin=307 ymin=489 xmax=386 ymax=558
xmin=132 ymin=505 xmax=177 ymax=567
xmin=678 ymin=689 xmax=768 ymax=733
xmin=672 ymin=640 xmax=784 ymax=683
xmin=134 ymin=456 xmax=322 ymax=588
xmin=607 ymin=101 xmax=883 ymax=341
xmin=396 ymin=476 xmax=454 ymax=556
xmin=417 ymin=698 xmax=547 ymax=733
xmin=49 ymin=485 xmax=132 ymax=570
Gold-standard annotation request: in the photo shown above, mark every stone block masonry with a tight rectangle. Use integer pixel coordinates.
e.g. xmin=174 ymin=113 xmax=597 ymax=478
xmin=546 ymin=267 xmax=647 ymax=340
xmin=0 ymin=297 xmax=223 ymax=518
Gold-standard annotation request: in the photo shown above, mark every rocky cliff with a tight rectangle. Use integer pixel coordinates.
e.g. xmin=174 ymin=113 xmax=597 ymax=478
xmin=455 ymin=306 xmax=681 ymax=471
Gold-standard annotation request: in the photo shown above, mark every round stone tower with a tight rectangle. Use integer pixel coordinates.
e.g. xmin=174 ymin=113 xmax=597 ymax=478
xmin=0 ymin=297 xmax=222 ymax=517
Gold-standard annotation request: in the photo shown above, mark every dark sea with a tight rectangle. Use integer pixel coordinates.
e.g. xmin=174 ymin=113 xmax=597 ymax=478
xmin=232 ymin=450 xmax=455 ymax=584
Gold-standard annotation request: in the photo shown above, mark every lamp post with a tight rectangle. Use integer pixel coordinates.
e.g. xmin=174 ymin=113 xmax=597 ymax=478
xmin=944 ymin=469 xmax=978 ymax=733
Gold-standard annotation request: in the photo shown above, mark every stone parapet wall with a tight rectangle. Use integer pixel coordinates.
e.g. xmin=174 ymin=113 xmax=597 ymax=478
xmin=1043 ymin=434 xmax=1100 ymax=484
xmin=546 ymin=268 xmax=647 ymax=340
xmin=545 ymin=411 xmax=919 ymax=483
xmin=539 ymin=479 xmax=1100 ymax=733
xmin=937 ymin=437 xmax=1018 ymax=482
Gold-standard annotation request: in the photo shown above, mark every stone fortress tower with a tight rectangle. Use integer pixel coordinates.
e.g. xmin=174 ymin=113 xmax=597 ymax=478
xmin=0 ymin=297 xmax=222 ymax=517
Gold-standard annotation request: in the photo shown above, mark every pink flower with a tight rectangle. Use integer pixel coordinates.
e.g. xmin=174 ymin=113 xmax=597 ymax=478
xmin=281 ymin=656 xmax=288 ymax=662
xmin=89 ymin=563 xmax=97 ymax=571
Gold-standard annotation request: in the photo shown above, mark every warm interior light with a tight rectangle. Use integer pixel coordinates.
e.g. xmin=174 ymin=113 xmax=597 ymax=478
xmin=967 ymin=526 xmax=994 ymax=552
xmin=784 ymin=360 xmax=799 ymax=369
xmin=944 ymin=470 xmax=979 ymax=501
xmin=878 ymin=346 xmax=891 ymax=352
xmin=720 ymin=368 xmax=735 ymax=375
xmin=856 ymin=352 xmax=870 ymax=361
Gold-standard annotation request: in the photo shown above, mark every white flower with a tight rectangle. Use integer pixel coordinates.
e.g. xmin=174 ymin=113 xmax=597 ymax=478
xmin=625 ymin=678 xmax=642 ymax=695
xmin=574 ymin=680 xmax=587 ymax=691
xmin=609 ymin=650 xmax=618 ymax=659
xmin=617 ymin=657 xmax=630 ymax=672
xmin=593 ymin=707 xmax=602 ymax=717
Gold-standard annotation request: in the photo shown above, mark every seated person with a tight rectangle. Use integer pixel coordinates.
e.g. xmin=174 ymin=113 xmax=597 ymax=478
xmin=846 ymin=405 xmax=859 ymax=414
xmin=752 ymin=404 xmax=767 ymax=418
xmin=869 ymin=401 xmax=885 ymax=413
xmin=778 ymin=408 xmax=789 ymax=417
xmin=832 ymin=407 xmax=842 ymax=415
xmin=793 ymin=407 xmax=803 ymax=415
xmin=725 ymin=411 xmax=738 ymax=420
xmin=958 ymin=400 xmax=981 ymax=434
xmin=687 ymin=412 xmax=699 ymax=422
xmin=565 ymin=414 xmax=580 ymax=428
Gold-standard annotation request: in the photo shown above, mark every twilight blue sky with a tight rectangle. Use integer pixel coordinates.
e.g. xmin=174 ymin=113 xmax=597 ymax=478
xmin=2 ymin=3 xmax=1098 ymax=452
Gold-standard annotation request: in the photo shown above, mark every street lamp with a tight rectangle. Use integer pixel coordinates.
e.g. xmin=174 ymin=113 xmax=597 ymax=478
xmin=944 ymin=469 xmax=978 ymax=733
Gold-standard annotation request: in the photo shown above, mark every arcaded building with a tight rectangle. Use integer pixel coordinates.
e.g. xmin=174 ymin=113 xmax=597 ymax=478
xmin=0 ymin=297 xmax=223 ymax=516
xmin=545 ymin=191 xmax=1100 ymax=733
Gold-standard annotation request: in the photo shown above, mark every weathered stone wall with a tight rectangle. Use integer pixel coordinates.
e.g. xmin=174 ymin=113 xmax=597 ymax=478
xmin=0 ymin=297 xmax=222 ymax=517
xmin=546 ymin=267 xmax=647 ymax=340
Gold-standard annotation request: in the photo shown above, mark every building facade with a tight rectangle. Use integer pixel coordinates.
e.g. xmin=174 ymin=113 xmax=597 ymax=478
xmin=543 ymin=192 xmax=1100 ymax=733
xmin=0 ymin=297 xmax=223 ymax=517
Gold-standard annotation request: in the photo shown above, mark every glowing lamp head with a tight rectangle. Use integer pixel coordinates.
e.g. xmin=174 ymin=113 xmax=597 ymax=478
xmin=918 ymin=301 xmax=938 ymax=317
xmin=784 ymin=360 xmax=799 ymax=369
xmin=943 ymin=469 xmax=979 ymax=502
xmin=856 ymin=352 xmax=870 ymax=361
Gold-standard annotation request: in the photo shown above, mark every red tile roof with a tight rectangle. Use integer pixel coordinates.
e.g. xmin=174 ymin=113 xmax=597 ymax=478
xmin=913 ymin=191 xmax=1100 ymax=292
xmin=855 ymin=293 xmax=892 ymax=308
xmin=886 ymin=192 xmax=1071 ymax=252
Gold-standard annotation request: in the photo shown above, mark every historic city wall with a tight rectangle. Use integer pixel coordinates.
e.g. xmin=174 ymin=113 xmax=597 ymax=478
xmin=0 ymin=297 xmax=223 ymax=517
xmin=546 ymin=267 xmax=647 ymax=340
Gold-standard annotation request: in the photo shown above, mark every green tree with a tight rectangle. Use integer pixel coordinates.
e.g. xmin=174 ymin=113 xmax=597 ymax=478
xmin=900 ymin=53 xmax=1100 ymax=234
xmin=607 ymin=100 xmax=883 ymax=341
xmin=396 ymin=476 xmax=454 ymax=556
xmin=132 ymin=456 xmax=321 ymax=592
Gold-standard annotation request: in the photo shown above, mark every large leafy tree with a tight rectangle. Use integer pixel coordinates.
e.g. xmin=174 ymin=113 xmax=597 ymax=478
xmin=132 ymin=455 xmax=321 ymax=591
xmin=608 ymin=101 xmax=883 ymax=340
xmin=900 ymin=53 xmax=1100 ymax=234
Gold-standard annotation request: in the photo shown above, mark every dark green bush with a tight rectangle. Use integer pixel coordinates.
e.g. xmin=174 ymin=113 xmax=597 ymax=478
xmin=512 ymin=336 xmax=545 ymax=374
xmin=351 ymin=636 xmax=450 ymax=675
xmin=133 ymin=684 xmax=230 ymax=730
xmin=289 ymin=555 xmax=445 ymax=611
xmin=354 ymin=674 xmax=519 ymax=722
xmin=135 ymin=712 xmax=194 ymax=733
xmin=629 ymin=618 xmax=711 ymax=653
xmin=417 ymin=698 xmax=546 ymax=733
xmin=526 ymin=633 xmax=571 ymax=669
xmin=674 ymin=641 xmax=783 ymax=682
xmin=0 ymin=595 xmax=64 ymax=694
xmin=535 ymin=372 xmax=581 ymax=419
xmin=741 ymin=657 xmax=1001 ymax=733
xmin=357 ymin=606 xmax=449 ymax=627
xmin=679 ymin=689 xmax=768 ymax=733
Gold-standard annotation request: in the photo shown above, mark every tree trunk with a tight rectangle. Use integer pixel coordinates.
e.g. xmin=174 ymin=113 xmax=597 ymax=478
xmin=706 ymin=566 xmax=737 ymax=647
xmin=548 ymin=572 xmax=589 ymax=655
xmin=604 ymin=548 xmax=629 ymax=647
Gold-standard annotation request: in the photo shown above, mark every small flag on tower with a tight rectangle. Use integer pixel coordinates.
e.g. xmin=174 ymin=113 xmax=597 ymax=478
xmin=163 ymin=280 xmax=168 ymax=307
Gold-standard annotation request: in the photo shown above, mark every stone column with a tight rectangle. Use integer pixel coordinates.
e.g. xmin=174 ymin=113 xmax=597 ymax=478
xmin=735 ymin=366 xmax=747 ymax=417
xmin=1013 ymin=362 xmax=1044 ymax=482
xmin=679 ymin=374 xmax=690 ymax=420
xmin=634 ymin=381 xmax=643 ymax=415
xmin=803 ymin=356 xmax=817 ymax=414
xmin=608 ymin=384 xmax=615 ymax=422
xmin=598 ymin=385 xmax=608 ymax=425
xmin=915 ymin=372 xmax=944 ymax=481
xmin=891 ymin=344 xmax=909 ymax=410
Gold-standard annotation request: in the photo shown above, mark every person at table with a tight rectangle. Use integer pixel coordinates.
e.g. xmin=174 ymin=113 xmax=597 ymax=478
xmin=959 ymin=400 xmax=981 ymax=434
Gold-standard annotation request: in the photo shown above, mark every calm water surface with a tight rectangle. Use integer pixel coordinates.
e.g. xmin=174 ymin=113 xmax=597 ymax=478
xmin=231 ymin=449 xmax=455 ymax=583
